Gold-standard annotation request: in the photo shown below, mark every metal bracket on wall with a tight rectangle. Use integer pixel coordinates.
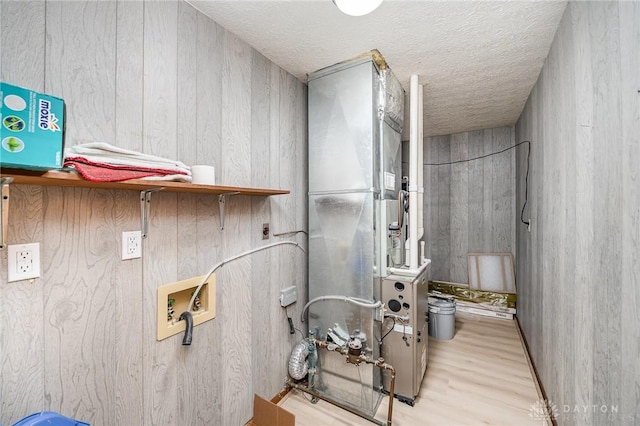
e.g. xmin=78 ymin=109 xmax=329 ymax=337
xmin=0 ymin=177 xmax=13 ymax=250
xmin=218 ymin=192 xmax=240 ymax=231
xmin=140 ymin=187 xmax=165 ymax=239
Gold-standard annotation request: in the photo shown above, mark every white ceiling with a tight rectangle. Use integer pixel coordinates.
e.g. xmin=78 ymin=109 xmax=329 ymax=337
xmin=188 ymin=0 xmax=567 ymax=137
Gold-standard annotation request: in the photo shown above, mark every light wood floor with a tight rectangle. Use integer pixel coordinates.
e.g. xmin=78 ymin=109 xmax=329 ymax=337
xmin=280 ymin=313 xmax=549 ymax=426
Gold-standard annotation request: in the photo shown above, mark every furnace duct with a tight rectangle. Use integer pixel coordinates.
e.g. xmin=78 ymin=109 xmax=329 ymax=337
xmin=307 ymin=52 xmax=404 ymax=418
xmin=288 ymin=340 xmax=310 ymax=380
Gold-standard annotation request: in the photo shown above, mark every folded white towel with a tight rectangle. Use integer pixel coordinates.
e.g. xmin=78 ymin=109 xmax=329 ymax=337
xmin=65 ymin=142 xmax=191 ymax=176
xmin=138 ymin=174 xmax=192 ymax=182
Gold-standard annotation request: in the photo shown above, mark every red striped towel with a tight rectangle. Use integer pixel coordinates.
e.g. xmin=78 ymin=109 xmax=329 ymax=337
xmin=64 ymin=156 xmax=190 ymax=182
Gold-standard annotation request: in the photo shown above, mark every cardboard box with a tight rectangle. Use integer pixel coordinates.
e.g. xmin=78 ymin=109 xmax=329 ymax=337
xmin=0 ymin=82 xmax=64 ymax=171
xmin=245 ymin=394 xmax=295 ymax=426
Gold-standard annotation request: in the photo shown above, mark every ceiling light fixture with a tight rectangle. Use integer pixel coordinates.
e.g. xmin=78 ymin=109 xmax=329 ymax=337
xmin=333 ymin=0 xmax=383 ymax=16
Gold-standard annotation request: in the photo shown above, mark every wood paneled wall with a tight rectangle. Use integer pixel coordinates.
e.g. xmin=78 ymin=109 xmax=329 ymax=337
xmin=0 ymin=1 xmax=307 ymax=425
xmin=403 ymin=127 xmax=516 ymax=284
xmin=515 ymin=2 xmax=639 ymax=424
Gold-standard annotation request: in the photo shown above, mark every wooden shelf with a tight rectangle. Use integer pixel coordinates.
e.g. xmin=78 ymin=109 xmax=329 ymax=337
xmin=0 ymin=169 xmax=289 ymax=197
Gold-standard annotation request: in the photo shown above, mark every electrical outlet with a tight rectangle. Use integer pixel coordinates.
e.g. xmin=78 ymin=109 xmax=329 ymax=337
xmin=262 ymin=223 xmax=270 ymax=240
xmin=121 ymin=231 xmax=142 ymax=260
xmin=7 ymin=243 xmax=41 ymax=282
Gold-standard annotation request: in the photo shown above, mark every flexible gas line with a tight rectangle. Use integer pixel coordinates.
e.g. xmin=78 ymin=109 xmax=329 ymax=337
xmin=186 ymin=240 xmax=306 ymax=314
xmin=178 ymin=241 xmax=306 ymax=345
xmin=300 ymin=295 xmax=383 ymax=323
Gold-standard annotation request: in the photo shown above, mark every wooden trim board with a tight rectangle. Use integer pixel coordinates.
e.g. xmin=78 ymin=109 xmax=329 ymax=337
xmin=1 ymin=169 xmax=289 ymax=196
xmin=271 ymin=386 xmax=292 ymax=405
xmin=515 ymin=317 xmax=555 ymax=426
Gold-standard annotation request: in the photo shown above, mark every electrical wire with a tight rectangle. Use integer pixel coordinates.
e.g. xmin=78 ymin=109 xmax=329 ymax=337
xmin=423 ymin=140 xmax=529 ymax=166
xmin=424 ymin=140 xmax=531 ymax=227
xmin=393 ymin=190 xmax=408 ymax=231
xmin=300 ymin=389 xmax=315 ymax=403
xmin=380 ymin=317 xmax=396 ymax=342
xmin=520 ymin=141 xmax=531 ymax=227
xmin=292 ymin=325 xmax=305 ymax=339
xmin=273 ymin=230 xmax=308 ymax=237
xmin=285 ymin=305 xmax=305 ymax=339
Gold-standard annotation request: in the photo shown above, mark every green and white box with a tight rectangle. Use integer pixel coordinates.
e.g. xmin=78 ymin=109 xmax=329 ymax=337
xmin=0 ymin=82 xmax=64 ymax=171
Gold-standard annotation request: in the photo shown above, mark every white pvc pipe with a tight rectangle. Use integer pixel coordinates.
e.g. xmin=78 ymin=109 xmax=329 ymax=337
xmin=407 ymin=75 xmax=419 ymax=270
xmin=389 ymin=259 xmax=431 ymax=277
xmin=418 ymin=84 xmax=424 ymax=248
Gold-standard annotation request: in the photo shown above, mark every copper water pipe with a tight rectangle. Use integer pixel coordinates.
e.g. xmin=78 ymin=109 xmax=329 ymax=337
xmin=372 ymin=357 xmax=396 ymax=426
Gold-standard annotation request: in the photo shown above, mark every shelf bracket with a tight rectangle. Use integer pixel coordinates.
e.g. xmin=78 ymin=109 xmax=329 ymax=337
xmin=140 ymin=187 xmax=165 ymax=239
xmin=0 ymin=177 xmax=12 ymax=250
xmin=218 ymin=192 xmax=240 ymax=230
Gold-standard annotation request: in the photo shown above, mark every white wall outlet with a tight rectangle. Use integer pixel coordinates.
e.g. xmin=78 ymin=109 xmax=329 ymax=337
xmin=7 ymin=243 xmax=41 ymax=282
xmin=280 ymin=286 xmax=297 ymax=307
xmin=121 ymin=231 xmax=142 ymax=260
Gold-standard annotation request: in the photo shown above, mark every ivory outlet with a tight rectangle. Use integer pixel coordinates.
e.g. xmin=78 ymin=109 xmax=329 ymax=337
xmin=157 ymin=275 xmax=216 ymax=341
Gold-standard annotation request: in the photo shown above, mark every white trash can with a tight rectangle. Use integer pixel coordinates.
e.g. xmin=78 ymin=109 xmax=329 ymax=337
xmin=428 ymin=299 xmax=456 ymax=340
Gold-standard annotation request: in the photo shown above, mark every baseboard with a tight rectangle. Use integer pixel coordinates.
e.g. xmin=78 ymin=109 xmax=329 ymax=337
xmin=515 ymin=317 xmax=557 ymax=426
xmin=271 ymin=385 xmax=292 ymax=405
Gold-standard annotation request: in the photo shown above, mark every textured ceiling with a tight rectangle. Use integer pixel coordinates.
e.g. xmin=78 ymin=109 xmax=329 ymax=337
xmin=188 ymin=0 xmax=567 ymax=137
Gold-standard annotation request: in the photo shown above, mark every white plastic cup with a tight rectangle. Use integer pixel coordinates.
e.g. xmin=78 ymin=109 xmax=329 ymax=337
xmin=191 ymin=165 xmax=215 ymax=185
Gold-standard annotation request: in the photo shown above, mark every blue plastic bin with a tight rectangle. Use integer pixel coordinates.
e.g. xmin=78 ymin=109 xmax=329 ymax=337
xmin=11 ymin=412 xmax=90 ymax=426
